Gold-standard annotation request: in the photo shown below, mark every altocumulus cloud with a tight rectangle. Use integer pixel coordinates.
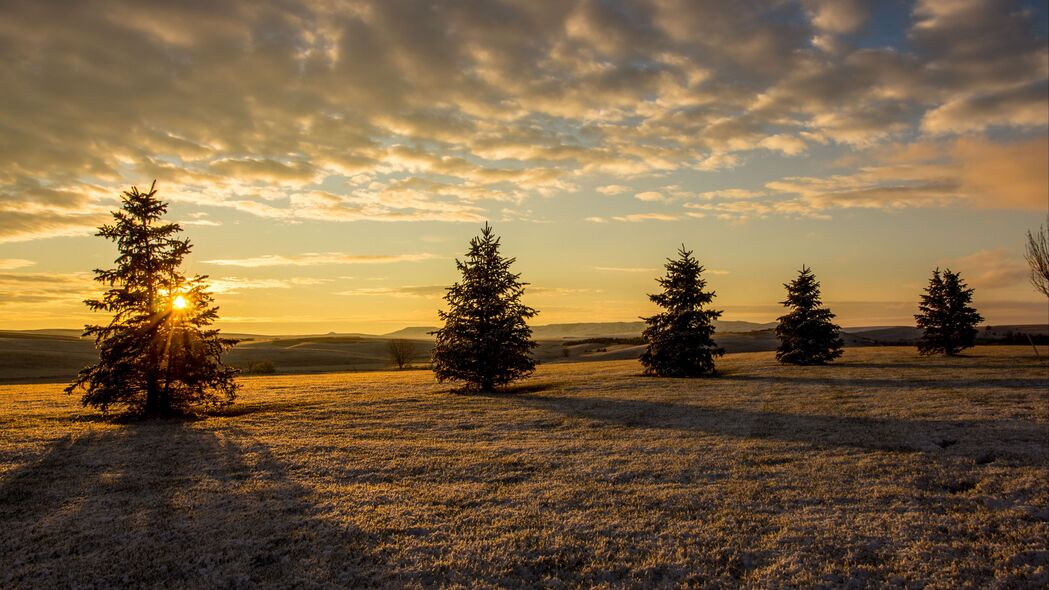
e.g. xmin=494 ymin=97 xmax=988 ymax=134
xmin=203 ymin=253 xmax=438 ymax=268
xmin=0 ymin=259 xmax=35 ymax=271
xmin=336 ymin=285 xmax=447 ymax=298
xmin=208 ymin=277 xmax=333 ymax=294
xmin=0 ymin=0 xmax=1045 ymax=241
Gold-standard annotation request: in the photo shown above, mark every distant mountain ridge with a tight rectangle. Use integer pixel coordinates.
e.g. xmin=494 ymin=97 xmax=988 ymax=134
xmin=8 ymin=322 xmax=1045 ymax=342
xmin=383 ymin=320 xmax=779 ymax=340
xmin=3 ymin=324 xmax=1044 ymax=384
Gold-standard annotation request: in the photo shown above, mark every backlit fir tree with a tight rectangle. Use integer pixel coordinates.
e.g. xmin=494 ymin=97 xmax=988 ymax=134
xmin=431 ymin=223 xmax=537 ymax=391
xmin=915 ymin=268 xmax=983 ymax=356
xmin=640 ymin=246 xmax=724 ymax=377
xmin=775 ymin=266 xmax=843 ymax=365
xmin=66 ymin=182 xmax=238 ymax=415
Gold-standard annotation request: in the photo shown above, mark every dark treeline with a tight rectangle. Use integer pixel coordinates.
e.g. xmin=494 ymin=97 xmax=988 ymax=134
xmin=70 ymin=183 xmax=1021 ymax=414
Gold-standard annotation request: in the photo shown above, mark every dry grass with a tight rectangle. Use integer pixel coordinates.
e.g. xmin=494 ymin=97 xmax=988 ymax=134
xmin=1 ymin=346 xmax=1046 ymax=588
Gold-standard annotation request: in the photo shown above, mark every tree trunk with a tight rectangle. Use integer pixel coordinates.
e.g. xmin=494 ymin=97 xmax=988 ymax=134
xmin=144 ymin=378 xmax=162 ymax=415
xmin=143 ymin=336 xmax=169 ymax=416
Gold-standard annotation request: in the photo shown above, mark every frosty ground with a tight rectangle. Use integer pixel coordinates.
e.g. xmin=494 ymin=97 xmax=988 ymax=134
xmin=1 ymin=346 xmax=1046 ymax=588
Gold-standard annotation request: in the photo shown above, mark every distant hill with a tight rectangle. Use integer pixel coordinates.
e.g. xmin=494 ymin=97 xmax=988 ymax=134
xmin=385 ymin=320 xmax=777 ymax=340
xmin=382 ymin=326 xmax=437 ymax=339
xmin=6 ymin=328 xmax=86 ymax=338
xmin=2 ymin=323 xmax=1044 ymax=384
xmin=843 ymin=326 xmax=924 ymax=344
xmin=842 ymin=324 xmax=1049 ymax=345
xmin=0 ymin=330 xmax=98 ymax=383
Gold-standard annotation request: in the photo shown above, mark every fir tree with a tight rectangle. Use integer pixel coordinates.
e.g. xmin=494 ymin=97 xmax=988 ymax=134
xmin=915 ymin=268 xmax=983 ymax=356
xmin=775 ymin=266 xmax=843 ymax=365
xmin=431 ymin=223 xmax=537 ymax=391
xmin=66 ymin=182 xmax=238 ymax=415
xmin=640 ymin=246 xmax=724 ymax=377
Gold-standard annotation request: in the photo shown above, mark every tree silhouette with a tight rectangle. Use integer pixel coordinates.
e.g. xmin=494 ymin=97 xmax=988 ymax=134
xmin=775 ymin=266 xmax=843 ymax=365
xmin=66 ymin=182 xmax=238 ymax=415
xmin=915 ymin=268 xmax=983 ymax=356
xmin=431 ymin=223 xmax=537 ymax=391
xmin=1024 ymin=216 xmax=1049 ymax=297
xmin=387 ymin=339 xmax=417 ymax=369
xmin=640 ymin=246 xmax=724 ymax=377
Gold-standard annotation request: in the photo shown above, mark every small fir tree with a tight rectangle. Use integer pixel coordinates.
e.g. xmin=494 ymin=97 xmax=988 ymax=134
xmin=66 ymin=182 xmax=238 ymax=415
xmin=915 ymin=268 xmax=983 ymax=356
xmin=431 ymin=223 xmax=537 ymax=391
xmin=775 ymin=266 xmax=843 ymax=365
xmin=640 ymin=246 xmax=724 ymax=377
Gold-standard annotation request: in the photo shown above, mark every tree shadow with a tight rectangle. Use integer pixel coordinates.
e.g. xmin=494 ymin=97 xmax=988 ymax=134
xmin=833 ymin=359 xmax=1044 ymax=371
xmin=718 ymin=373 xmax=1046 ymax=390
xmin=0 ymin=421 xmax=389 ymax=587
xmin=442 ymin=380 xmax=566 ymax=396
xmin=211 ymin=399 xmax=328 ymax=417
xmin=512 ymin=394 xmax=1048 ymax=468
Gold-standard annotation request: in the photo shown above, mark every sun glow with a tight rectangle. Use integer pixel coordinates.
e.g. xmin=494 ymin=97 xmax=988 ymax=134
xmin=172 ymin=295 xmax=188 ymax=310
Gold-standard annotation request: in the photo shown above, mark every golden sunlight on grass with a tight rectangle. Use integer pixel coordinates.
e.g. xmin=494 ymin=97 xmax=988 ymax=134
xmin=1 ymin=347 xmax=1046 ymax=587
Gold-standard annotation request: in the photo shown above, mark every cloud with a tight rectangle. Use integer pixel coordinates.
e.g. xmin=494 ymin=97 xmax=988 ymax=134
xmin=696 ymin=153 xmax=742 ymax=171
xmin=0 ymin=272 xmax=94 ymax=307
xmin=921 ymin=80 xmax=1049 ymax=134
xmin=685 ymin=200 xmax=813 ymax=222
xmin=759 ymin=134 xmax=807 ymax=156
xmin=208 ymin=158 xmax=319 ymax=183
xmin=634 ymin=191 xmax=665 ymax=202
xmin=0 ymin=0 xmax=1045 ymax=241
xmin=528 ymin=286 xmax=602 ymax=296
xmin=0 ymin=180 xmax=112 ymax=242
xmin=596 ymin=185 xmax=631 ymax=195
xmin=0 ymin=259 xmax=35 ymax=270
xmin=804 ymin=0 xmax=871 ymax=34
xmin=587 ymin=213 xmax=680 ymax=222
xmin=208 ymin=277 xmax=332 ymax=294
xmin=336 ymin=285 xmax=446 ymax=298
xmin=950 ymin=137 xmax=1049 ymax=209
xmin=593 ymin=266 xmax=656 ymax=273
xmin=611 ymin=213 xmax=679 ymax=222
xmin=203 ymin=252 xmax=438 ymax=267
xmin=948 ymin=249 xmax=1029 ymax=289
xmin=697 ymin=189 xmax=767 ymax=200
xmin=698 ymin=136 xmax=1048 ymax=218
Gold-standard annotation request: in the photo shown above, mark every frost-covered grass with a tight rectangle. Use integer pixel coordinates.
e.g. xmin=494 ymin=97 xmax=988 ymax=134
xmin=1 ymin=346 xmax=1046 ymax=588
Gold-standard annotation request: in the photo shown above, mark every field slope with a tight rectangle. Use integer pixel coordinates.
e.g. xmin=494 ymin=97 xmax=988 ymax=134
xmin=1 ymin=347 xmax=1046 ymax=588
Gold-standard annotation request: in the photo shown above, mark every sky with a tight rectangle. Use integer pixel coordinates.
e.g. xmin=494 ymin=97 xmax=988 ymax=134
xmin=0 ymin=0 xmax=1046 ymax=334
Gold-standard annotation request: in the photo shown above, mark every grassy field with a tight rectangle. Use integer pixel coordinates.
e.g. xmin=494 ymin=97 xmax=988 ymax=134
xmin=1 ymin=346 xmax=1046 ymax=588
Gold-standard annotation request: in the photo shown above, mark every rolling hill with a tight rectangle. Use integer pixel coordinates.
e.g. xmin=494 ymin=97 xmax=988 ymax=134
xmin=385 ymin=320 xmax=778 ymax=340
xmin=2 ymin=322 xmax=1044 ymax=384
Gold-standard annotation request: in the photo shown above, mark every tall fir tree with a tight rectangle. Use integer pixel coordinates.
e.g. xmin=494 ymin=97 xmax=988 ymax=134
xmin=640 ymin=246 xmax=724 ymax=377
xmin=915 ymin=268 xmax=983 ymax=356
xmin=775 ymin=266 xmax=843 ymax=365
xmin=431 ymin=223 xmax=537 ymax=391
xmin=66 ymin=182 xmax=238 ymax=415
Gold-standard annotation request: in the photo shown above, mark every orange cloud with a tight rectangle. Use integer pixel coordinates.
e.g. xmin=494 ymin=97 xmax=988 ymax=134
xmin=953 ymin=137 xmax=1049 ymax=210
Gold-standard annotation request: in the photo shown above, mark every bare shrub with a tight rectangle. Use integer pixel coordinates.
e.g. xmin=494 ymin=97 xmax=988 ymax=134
xmin=1025 ymin=216 xmax=1049 ymax=297
xmin=388 ymin=339 xmax=417 ymax=369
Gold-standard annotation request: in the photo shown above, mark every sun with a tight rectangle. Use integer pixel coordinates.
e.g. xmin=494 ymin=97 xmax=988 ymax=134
xmin=172 ymin=295 xmax=188 ymax=310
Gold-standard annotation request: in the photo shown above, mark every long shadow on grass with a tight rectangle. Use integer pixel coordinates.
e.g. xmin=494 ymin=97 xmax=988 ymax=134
xmin=0 ymin=421 xmax=388 ymax=588
xmin=718 ymin=373 xmax=1046 ymax=390
xmin=834 ymin=360 xmax=1045 ymax=371
xmin=513 ymin=395 xmax=1049 ymax=467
